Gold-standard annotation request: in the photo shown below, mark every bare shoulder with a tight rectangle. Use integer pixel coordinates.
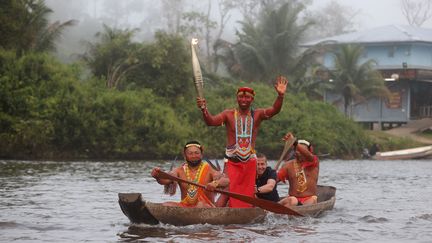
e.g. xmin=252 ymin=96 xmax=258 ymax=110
xmin=283 ymin=159 xmax=295 ymax=168
xmin=216 ymin=108 xmax=234 ymax=118
xmin=252 ymin=107 xmax=266 ymax=114
xmin=223 ymin=108 xmax=235 ymax=114
xmin=251 ymin=108 xmax=269 ymax=119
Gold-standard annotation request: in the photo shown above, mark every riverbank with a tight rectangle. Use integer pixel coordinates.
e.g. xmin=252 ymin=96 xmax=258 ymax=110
xmin=366 ymin=118 xmax=432 ymax=152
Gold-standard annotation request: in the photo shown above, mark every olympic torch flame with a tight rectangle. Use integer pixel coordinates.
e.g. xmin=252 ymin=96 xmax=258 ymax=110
xmin=191 ymin=38 xmax=204 ymax=98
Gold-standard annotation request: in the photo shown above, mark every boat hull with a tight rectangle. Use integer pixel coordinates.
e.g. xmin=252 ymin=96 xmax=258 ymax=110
xmin=372 ymin=145 xmax=432 ymax=160
xmin=119 ymin=185 xmax=336 ymax=226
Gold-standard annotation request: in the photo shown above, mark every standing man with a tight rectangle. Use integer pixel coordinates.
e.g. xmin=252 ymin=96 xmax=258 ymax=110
xmin=151 ymin=141 xmax=229 ymax=208
xmin=196 ymin=76 xmax=288 ymax=207
xmin=255 ymin=153 xmax=280 ymax=202
xmin=277 ymin=133 xmax=319 ymax=207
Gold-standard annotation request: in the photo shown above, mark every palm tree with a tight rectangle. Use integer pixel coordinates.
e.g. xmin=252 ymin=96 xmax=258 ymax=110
xmin=81 ymin=25 xmax=141 ymax=89
xmin=0 ymin=0 xmax=76 ymax=55
xmin=329 ymin=44 xmax=390 ymax=117
xmin=289 ymin=65 xmax=333 ymax=100
xmin=215 ymin=2 xmax=314 ymax=83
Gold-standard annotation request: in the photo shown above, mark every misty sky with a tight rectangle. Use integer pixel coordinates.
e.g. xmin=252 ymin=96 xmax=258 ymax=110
xmin=47 ymin=0 xmax=432 ymax=35
xmin=312 ymin=0 xmax=432 ymax=30
xmin=44 ymin=0 xmax=432 ymax=60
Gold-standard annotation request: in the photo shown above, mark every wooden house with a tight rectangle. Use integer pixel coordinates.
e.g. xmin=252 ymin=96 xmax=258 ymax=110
xmin=304 ymin=25 xmax=432 ymax=129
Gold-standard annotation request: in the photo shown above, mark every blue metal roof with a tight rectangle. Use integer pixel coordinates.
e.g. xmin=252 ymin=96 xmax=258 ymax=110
xmin=303 ymin=25 xmax=432 ymax=46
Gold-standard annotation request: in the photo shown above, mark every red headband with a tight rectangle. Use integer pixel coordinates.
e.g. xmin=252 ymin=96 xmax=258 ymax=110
xmin=237 ymin=87 xmax=255 ymax=97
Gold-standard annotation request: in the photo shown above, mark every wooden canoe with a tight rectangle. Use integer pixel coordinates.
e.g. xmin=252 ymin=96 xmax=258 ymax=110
xmin=118 ymin=185 xmax=336 ymax=226
xmin=372 ymin=145 xmax=432 ymax=160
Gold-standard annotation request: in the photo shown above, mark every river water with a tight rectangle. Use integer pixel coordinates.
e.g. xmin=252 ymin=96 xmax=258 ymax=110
xmin=1 ymin=159 xmax=432 ymax=242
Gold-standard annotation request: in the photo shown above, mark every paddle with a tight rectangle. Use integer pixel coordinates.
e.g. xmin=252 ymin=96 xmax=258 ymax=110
xmin=163 ymin=157 xmax=177 ymax=196
xmin=274 ymin=135 xmax=297 ymax=171
xmin=204 ymin=158 xmax=220 ymax=171
xmin=157 ymin=170 xmax=303 ymax=216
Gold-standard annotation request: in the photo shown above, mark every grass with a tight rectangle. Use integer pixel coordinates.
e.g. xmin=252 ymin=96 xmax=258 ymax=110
xmin=365 ymin=130 xmax=426 ymax=152
xmin=418 ymin=129 xmax=432 ymax=139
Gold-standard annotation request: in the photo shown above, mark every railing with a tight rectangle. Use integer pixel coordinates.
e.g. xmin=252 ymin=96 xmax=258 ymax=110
xmin=419 ymin=105 xmax=432 ymax=117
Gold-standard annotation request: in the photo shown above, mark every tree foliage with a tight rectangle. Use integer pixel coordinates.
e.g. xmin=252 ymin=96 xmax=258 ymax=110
xmin=0 ymin=0 xmax=76 ymax=55
xmin=401 ymin=0 xmax=432 ymax=27
xmin=81 ymin=25 xmax=141 ymax=89
xmin=0 ymin=49 xmax=194 ymax=159
xmin=127 ymin=31 xmax=193 ymax=99
xmin=0 ymin=3 xmax=376 ymax=160
xmin=215 ymin=2 xmax=314 ymax=83
xmin=328 ymin=44 xmax=390 ymax=117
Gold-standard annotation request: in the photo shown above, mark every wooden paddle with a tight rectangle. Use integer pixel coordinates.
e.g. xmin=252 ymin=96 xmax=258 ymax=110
xmin=274 ymin=135 xmax=297 ymax=171
xmin=157 ymin=170 xmax=303 ymax=216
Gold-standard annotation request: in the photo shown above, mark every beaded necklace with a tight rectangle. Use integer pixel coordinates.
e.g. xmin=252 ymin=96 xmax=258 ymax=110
xmin=183 ymin=162 xmax=204 ymax=205
xmin=234 ymin=109 xmax=254 ymax=160
xmin=294 ymin=160 xmax=307 ymax=192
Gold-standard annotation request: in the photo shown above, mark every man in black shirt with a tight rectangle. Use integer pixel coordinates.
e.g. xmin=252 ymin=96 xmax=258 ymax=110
xmin=255 ymin=153 xmax=280 ymax=202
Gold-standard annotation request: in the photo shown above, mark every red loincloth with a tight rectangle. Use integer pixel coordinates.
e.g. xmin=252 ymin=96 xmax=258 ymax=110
xmin=295 ymin=195 xmax=317 ymax=204
xmin=226 ymin=157 xmax=256 ymax=208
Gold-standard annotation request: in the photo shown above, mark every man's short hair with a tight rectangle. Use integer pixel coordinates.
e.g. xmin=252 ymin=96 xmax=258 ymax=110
xmin=256 ymin=152 xmax=267 ymax=160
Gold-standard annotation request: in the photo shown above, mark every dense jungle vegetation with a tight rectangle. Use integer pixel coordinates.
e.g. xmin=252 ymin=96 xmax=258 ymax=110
xmin=1 ymin=0 xmax=383 ymax=160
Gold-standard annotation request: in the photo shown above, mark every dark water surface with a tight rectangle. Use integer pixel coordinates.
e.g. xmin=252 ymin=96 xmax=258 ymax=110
xmin=1 ymin=159 xmax=432 ymax=242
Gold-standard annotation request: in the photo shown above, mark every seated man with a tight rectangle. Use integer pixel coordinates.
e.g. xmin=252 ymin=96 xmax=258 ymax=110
xmin=151 ymin=141 xmax=229 ymax=208
xmin=255 ymin=153 xmax=280 ymax=202
xmin=277 ymin=133 xmax=319 ymax=207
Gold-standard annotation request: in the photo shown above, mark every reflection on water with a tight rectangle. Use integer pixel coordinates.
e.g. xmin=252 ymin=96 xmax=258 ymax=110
xmin=1 ymin=159 xmax=432 ymax=242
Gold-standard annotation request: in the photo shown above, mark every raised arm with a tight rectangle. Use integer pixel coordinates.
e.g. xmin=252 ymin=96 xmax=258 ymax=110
xmin=197 ymin=97 xmax=226 ymax=126
xmin=296 ymin=142 xmax=315 ymax=162
xmin=284 ymin=132 xmax=317 ymax=163
xmin=259 ymin=76 xmax=288 ymax=119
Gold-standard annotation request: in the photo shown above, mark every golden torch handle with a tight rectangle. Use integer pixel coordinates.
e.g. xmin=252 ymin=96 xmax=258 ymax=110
xmin=191 ymin=38 xmax=204 ymax=98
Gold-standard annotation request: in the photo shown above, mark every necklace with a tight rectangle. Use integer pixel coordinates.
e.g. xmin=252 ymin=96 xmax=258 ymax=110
xmin=185 ymin=162 xmax=203 ymax=182
xmin=183 ymin=162 xmax=204 ymax=205
xmin=294 ymin=160 xmax=307 ymax=192
xmin=234 ymin=109 xmax=254 ymax=160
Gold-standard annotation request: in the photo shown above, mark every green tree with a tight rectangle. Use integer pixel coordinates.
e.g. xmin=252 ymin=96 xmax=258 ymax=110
xmin=0 ymin=49 xmax=83 ymax=158
xmin=127 ymin=31 xmax=193 ymax=100
xmin=0 ymin=0 xmax=76 ymax=55
xmin=215 ymin=2 xmax=313 ymax=83
xmin=81 ymin=25 xmax=141 ymax=89
xmin=289 ymin=65 xmax=332 ymax=100
xmin=329 ymin=44 xmax=390 ymax=117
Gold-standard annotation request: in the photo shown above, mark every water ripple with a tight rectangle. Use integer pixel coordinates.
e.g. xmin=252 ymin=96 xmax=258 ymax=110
xmin=1 ymin=159 xmax=432 ymax=242
xmin=359 ymin=215 xmax=389 ymax=223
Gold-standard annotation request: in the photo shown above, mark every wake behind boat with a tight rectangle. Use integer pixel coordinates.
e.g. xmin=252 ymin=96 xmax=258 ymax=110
xmin=118 ymin=185 xmax=336 ymax=226
xmin=372 ymin=145 xmax=432 ymax=160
